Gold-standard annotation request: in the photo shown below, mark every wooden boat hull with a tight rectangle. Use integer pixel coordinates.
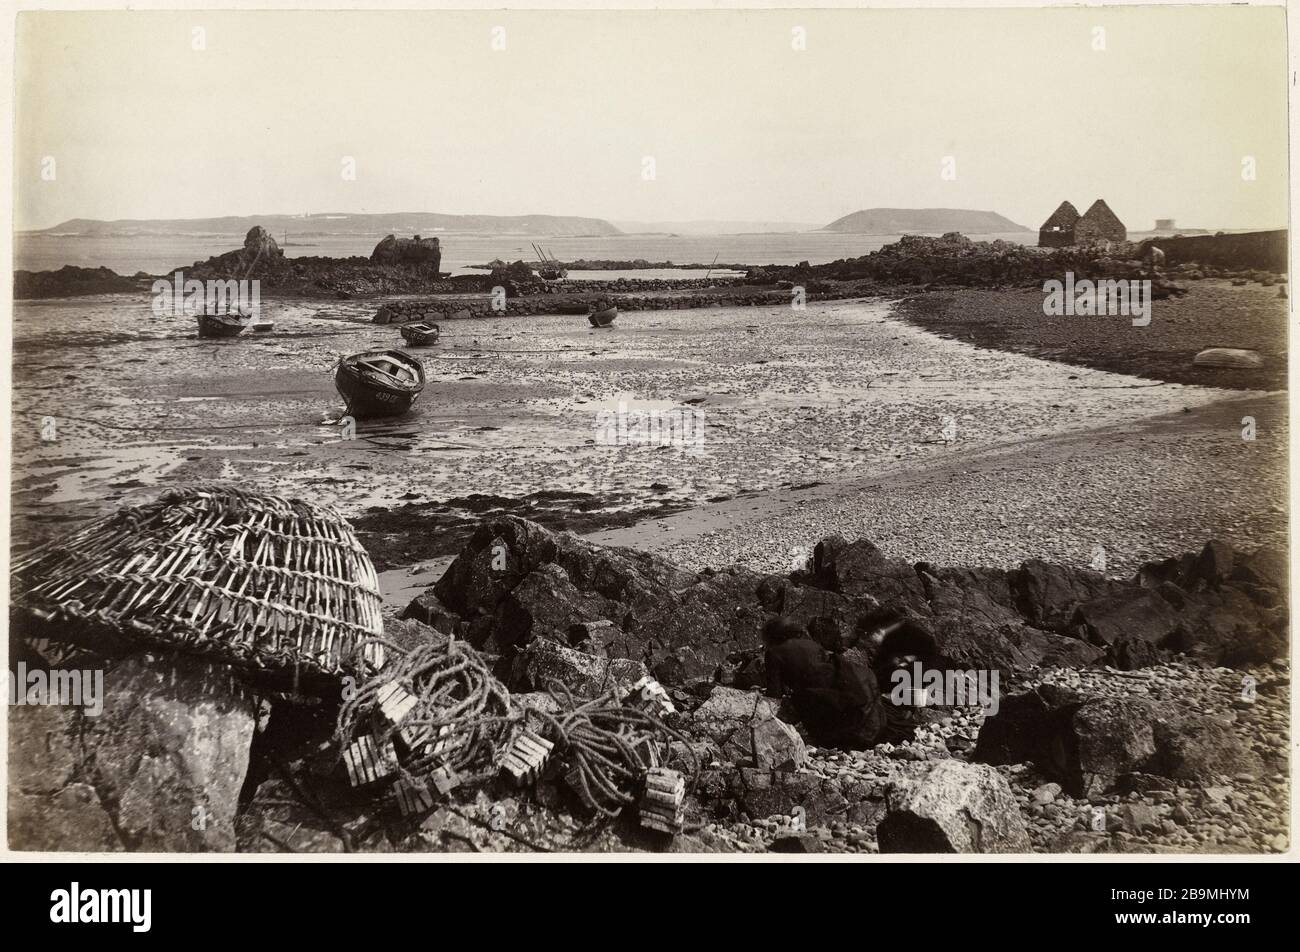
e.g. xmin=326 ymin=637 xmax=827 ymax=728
xmin=399 ymin=322 xmax=441 ymax=346
xmin=197 ymin=314 xmax=249 ymax=338
xmin=334 ymin=350 xmax=426 ymax=418
xmin=557 ymin=302 xmax=591 ymax=315
xmin=588 ymin=307 xmax=618 ymax=327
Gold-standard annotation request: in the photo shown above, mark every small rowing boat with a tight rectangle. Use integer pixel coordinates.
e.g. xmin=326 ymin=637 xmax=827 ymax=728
xmin=557 ymin=302 xmax=591 ymax=315
xmin=197 ymin=312 xmax=250 ymax=338
xmin=399 ymin=322 xmax=441 ymax=346
xmin=334 ymin=350 xmax=427 ymax=418
xmin=588 ymin=304 xmax=618 ymax=327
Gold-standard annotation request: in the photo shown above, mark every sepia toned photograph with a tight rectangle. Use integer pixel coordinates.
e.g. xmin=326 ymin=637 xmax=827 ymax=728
xmin=4 ymin=2 xmax=1292 ymax=863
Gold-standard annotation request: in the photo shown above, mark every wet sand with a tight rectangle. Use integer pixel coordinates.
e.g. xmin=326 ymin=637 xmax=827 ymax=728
xmin=11 ymin=294 xmax=1272 ymax=603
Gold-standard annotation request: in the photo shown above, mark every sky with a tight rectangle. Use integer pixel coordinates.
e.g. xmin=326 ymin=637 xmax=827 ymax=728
xmin=13 ymin=6 xmax=1289 ymax=232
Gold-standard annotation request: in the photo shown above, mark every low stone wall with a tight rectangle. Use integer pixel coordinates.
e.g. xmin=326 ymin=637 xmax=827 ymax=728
xmin=1142 ymin=230 xmax=1287 ymax=272
xmin=372 ymin=287 xmax=866 ymax=323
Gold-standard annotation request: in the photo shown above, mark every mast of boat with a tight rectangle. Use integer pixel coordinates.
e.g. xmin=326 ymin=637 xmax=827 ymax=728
xmin=704 ymin=252 xmax=719 ymax=280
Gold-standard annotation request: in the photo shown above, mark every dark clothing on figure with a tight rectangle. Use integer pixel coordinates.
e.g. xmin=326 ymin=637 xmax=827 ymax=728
xmin=798 ymin=653 xmax=886 ymax=750
xmin=765 ymin=637 xmax=833 ymax=700
xmin=766 ymin=639 xmax=884 ymax=750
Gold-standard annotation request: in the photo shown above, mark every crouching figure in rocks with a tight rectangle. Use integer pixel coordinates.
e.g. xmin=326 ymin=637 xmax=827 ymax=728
xmin=868 ymin=616 xmax=945 ymax=743
xmin=763 ymin=616 xmax=885 ymax=750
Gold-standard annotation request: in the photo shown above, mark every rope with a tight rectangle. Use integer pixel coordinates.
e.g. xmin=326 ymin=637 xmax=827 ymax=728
xmin=529 ymin=679 xmax=700 ymax=818
xmin=336 ymin=637 xmax=521 ymax=785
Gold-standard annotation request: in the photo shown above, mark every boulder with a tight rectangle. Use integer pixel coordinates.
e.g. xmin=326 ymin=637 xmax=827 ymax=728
xmin=1152 ymin=711 xmax=1265 ymax=782
xmin=8 ymin=653 xmax=256 ymax=852
xmin=807 ymin=535 xmax=929 ymax=614
xmin=1065 ymin=698 xmax=1161 ymax=796
xmin=1071 ymin=590 xmax=1183 ymax=647
xmin=972 ymin=684 xmax=1084 ymax=767
xmin=509 ymin=637 xmax=648 ymax=698
xmin=769 ymin=832 xmax=824 ymax=853
xmin=1008 ymin=559 xmax=1121 ymax=630
xmin=977 ymin=688 xmax=1265 ymax=796
xmin=877 ymin=761 xmax=1031 ymax=853
xmin=688 ymin=686 xmax=807 ymax=770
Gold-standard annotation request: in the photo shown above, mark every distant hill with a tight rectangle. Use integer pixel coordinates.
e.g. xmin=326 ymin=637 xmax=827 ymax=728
xmin=31 ymin=212 xmax=622 ymax=238
xmin=822 ymin=208 xmax=1030 ymax=234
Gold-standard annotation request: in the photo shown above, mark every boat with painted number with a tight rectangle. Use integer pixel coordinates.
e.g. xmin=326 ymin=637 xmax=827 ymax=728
xmin=334 ymin=350 xmax=427 ymax=418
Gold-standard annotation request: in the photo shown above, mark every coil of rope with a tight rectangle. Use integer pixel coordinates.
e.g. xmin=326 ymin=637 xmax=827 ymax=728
xmin=529 ymin=679 xmax=700 ymax=818
xmin=336 ymin=637 xmax=521 ymax=786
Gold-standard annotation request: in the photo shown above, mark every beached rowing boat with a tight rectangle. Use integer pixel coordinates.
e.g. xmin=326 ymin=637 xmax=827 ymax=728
xmin=588 ymin=304 xmax=618 ymax=327
xmin=399 ymin=321 xmax=441 ymax=346
xmin=197 ymin=312 xmax=250 ymax=338
xmin=557 ymin=302 xmax=592 ymax=315
xmin=334 ymin=350 xmax=427 ymax=417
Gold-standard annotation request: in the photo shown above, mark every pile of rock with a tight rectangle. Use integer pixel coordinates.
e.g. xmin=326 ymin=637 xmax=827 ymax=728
xmin=8 ymin=515 xmax=1287 ymax=854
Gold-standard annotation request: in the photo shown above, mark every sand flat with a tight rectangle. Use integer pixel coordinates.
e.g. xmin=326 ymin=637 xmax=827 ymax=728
xmin=12 ymin=296 xmax=1251 ymax=550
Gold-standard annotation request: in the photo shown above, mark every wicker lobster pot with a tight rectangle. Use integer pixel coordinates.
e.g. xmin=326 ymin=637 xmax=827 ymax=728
xmin=10 ymin=486 xmax=385 ymax=686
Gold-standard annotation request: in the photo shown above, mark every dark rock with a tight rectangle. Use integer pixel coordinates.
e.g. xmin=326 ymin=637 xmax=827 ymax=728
xmin=1071 ymin=590 xmax=1183 ymax=647
xmin=769 ymin=832 xmax=824 ymax=853
xmin=1192 ymin=540 xmax=1236 ymax=586
xmin=371 ymin=234 xmax=442 ymax=269
xmin=808 ymin=536 xmax=929 ymax=614
xmin=425 ymin=517 xmax=769 ymax=683
xmin=1107 ymin=634 xmax=1168 ymax=670
xmin=973 ymin=684 xmax=1084 ymax=767
xmin=1152 ymin=711 xmax=1265 ymax=782
xmin=1009 ymin=559 xmax=1121 ymax=630
xmin=1055 ymin=698 xmax=1162 ymax=797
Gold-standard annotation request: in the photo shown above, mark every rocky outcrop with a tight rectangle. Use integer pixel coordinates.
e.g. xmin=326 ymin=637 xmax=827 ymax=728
xmin=973 ymin=687 xmax=1265 ymax=796
xmin=371 ymin=234 xmax=442 ymax=269
xmin=877 ymin=760 xmax=1031 ymax=853
xmin=14 ymin=265 xmax=141 ymax=299
xmin=242 ymin=225 xmax=283 ymax=261
xmin=9 ymin=651 xmax=256 ymax=852
xmin=405 ymin=520 xmax=1285 ymax=693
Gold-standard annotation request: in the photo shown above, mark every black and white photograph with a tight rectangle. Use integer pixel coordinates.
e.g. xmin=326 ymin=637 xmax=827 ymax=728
xmin=3 ymin=1 xmax=1293 ymax=869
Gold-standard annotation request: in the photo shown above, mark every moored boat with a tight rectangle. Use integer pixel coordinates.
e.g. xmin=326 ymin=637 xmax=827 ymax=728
xmin=588 ymin=304 xmax=618 ymax=327
xmin=334 ymin=350 xmax=427 ymax=418
xmin=197 ymin=312 xmax=250 ymax=338
xmin=399 ymin=321 xmax=441 ymax=346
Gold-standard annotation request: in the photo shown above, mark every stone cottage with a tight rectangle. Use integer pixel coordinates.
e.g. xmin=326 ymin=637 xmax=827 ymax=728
xmin=1038 ymin=201 xmax=1081 ymax=248
xmin=1075 ymin=200 xmax=1127 ymax=244
xmin=1037 ymin=199 xmax=1127 ymax=247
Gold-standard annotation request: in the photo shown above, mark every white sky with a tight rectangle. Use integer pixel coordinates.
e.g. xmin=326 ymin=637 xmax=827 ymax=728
xmin=13 ymin=6 xmax=1289 ymax=231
